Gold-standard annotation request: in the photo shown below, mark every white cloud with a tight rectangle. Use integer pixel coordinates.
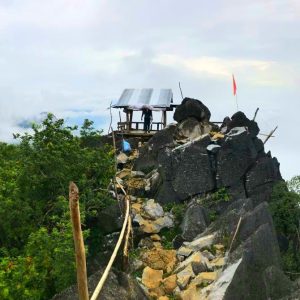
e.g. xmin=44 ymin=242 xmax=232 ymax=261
xmin=0 ymin=0 xmax=299 ymax=179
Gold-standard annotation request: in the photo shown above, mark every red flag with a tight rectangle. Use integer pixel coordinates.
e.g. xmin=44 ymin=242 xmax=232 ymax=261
xmin=232 ymin=74 xmax=237 ymax=96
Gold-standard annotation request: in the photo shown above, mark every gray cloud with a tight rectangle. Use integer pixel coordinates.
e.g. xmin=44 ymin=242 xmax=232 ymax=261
xmin=0 ymin=0 xmax=299 ymax=179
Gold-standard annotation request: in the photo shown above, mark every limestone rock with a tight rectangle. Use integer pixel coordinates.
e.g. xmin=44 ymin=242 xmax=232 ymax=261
xmin=179 ymin=285 xmax=202 ymax=300
xmin=176 ymin=264 xmax=195 ymax=290
xmin=125 ymin=178 xmax=146 ymax=196
xmin=133 ymin=124 xmax=177 ymax=173
xmin=227 ymin=111 xmax=260 ymax=137
xmin=133 ymin=213 xmax=174 ymax=234
xmin=202 ymin=250 xmax=215 ymax=261
xmin=180 ymin=202 xmax=210 ymax=241
xmin=150 ymin=234 xmax=161 ymax=241
xmin=142 ymin=199 xmax=164 ymax=219
xmin=190 ymin=272 xmax=217 ymax=287
xmin=217 ymin=128 xmax=257 ymax=188
xmin=210 ymin=257 xmax=225 ymax=268
xmin=142 ymin=266 xmax=163 ymax=289
xmin=131 ymin=202 xmax=142 ymax=215
xmin=158 ymin=296 xmax=169 ymax=300
xmin=183 ymin=234 xmax=215 ymax=252
xmin=97 ymin=204 xmax=123 ymax=235
xmin=162 ymin=274 xmax=177 ymax=294
xmin=116 ymin=168 xmax=132 ymax=179
xmin=141 ymin=248 xmax=177 ymax=273
xmin=171 ymin=136 xmax=215 ymax=200
xmin=175 ymin=117 xmax=212 ymax=142
xmin=177 ymin=246 xmax=193 ymax=258
xmin=52 ymin=267 xmax=147 ymax=300
xmin=245 ymin=155 xmax=282 ymax=205
xmin=175 ymin=251 xmax=209 ymax=274
xmin=117 ymin=152 xmax=128 ymax=164
xmin=174 ymin=98 xmax=211 ymax=123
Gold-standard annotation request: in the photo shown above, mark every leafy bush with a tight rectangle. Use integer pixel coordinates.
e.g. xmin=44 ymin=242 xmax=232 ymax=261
xmin=270 ymin=181 xmax=300 ymax=276
xmin=0 ymin=115 xmax=115 ymax=298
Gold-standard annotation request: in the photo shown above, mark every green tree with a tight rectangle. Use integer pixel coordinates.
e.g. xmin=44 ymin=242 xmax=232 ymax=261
xmin=0 ymin=114 xmax=115 ymax=299
xmin=288 ymin=175 xmax=300 ymax=194
xmin=270 ymin=181 xmax=300 ymax=275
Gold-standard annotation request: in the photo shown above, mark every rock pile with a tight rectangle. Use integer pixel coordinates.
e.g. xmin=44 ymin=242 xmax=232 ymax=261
xmin=129 ymin=197 xmax=227 ymax=300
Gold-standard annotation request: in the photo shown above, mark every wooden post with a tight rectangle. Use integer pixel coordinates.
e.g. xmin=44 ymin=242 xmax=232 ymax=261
xmin=129 ymin=110 xmax=133 ymax=130
xmin=69 ymin=182 xmax=89 ymax=300
xmin=263 ymin=126 xmax=278 ymax=144
xmin=163 ymin=111 xmax=167 ymax=128
xmin=252 ymin=107 xmax=259 ymax=121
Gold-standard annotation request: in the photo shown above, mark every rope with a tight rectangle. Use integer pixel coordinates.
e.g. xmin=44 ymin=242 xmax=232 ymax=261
xmin=90 ymin=194 xmax=130 ymax=300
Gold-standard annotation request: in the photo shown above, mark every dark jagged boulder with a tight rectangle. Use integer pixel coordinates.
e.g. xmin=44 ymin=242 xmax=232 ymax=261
xmin=263 ymin=266 xmax=293 ymax=299
xmin=133 ymin=124 xmax=177 ymax=173
xmin=223 ymin=223 xmax=288 ymax=300
xmin=171 ymin=136 xmax=215 ymax=200
xmin=51 ymin=267 xmax=147 ymax=300
xmin=245 ymin=155 xmax=282 ymax=205
xmin=216 ymin=127 xmax=257 ymax=188
xmin=96 ymin=204 xmax=124 ymax=235
xmin=174 ymin=97 xmax=211 ymax=123
xmin=205 ymin=200 xmax=293 ymax=300
xmin=246 ymin=155 xmax=282 ymax=194
xmin=227 ymin=111 xmax=260 ymax=137
xmin=180 ymin=201 xmax=210 ymax=241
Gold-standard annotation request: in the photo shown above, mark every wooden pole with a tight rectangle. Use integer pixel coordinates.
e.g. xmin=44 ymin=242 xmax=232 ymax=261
xmin=228 ymin=217 xmax=242 ymax=254
xmin=252 ymin=107 xmax=259 ymax=121
xmin=69 ymin=182 xmax=89 ymax=300
xmin=179 ymin=82 xmax=184 ymax=100
xmin=235 ymin=94 xmax=239 ymax=111
xmin=263 ymin=126 xmax=278 ymax=144
xmin=163 ymin=111 xmax=167 ymax=128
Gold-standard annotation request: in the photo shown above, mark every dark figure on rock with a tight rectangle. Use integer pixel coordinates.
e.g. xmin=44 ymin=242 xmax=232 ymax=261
xmin=141 ymin=108 xmax=152 ymax=132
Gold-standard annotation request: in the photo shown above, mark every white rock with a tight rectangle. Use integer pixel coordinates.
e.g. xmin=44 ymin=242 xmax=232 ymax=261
xmin=117 ymin=152 xmax=128 ymax=164
xmin=207 ymin=258 xmax=242 ymax=300
xmin=176 ymin=264 xmax=195 ymax=290
xmin=175 ymin=251 xmax=209 ymax=274
xmin=183 ymin=234 xmax=215 ymax=251
xmin=177 ymin=246 xmax=193 ymax=257
xmin=142 ymin=199 xmax=164 ymax=219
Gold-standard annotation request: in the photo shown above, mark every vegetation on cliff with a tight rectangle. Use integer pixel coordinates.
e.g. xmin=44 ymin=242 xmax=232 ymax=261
xmin=0 ymin=114 xmax=114 ymax=299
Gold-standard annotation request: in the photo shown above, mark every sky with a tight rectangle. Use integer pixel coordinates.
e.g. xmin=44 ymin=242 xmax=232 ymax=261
xmin=0 ymin=0 xmax=299 ymax=179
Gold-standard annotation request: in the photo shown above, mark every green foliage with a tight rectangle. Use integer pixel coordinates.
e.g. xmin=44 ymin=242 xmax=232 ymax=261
xmin=270 ymin=181 xmax=300 ymax=276
xmin=163 ymin=202 xmax=187 ymax=224
xmin=160 ymin=226 xmax=182 ymax=249
xmin=288 ymin=175 xmax=300 ymax=194
xmin=211 ymin=187 xmax=231 ymax=202
xmin=270 ymin=182 xmax=300 ymax=237
xmin=0 ymin=114 xmax=115 ymax=299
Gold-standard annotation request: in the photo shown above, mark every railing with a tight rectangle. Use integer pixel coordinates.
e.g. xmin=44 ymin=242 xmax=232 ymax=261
xmin=117 ymin=121 xmax=164 ymax=132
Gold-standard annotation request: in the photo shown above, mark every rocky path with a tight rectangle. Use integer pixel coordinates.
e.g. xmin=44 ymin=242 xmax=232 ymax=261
xmin=130 ymin=197 xmax=226 ymax=300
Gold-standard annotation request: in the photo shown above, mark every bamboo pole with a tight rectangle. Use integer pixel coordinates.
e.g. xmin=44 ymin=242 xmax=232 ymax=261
xmin=179 ymin=81 xmax=184 ymax=100
xmin=69 ymin=182 xmax=89 ymax=300
xmin=263 ymin=126 xmax=278 ymax=144
xmin=228 ymin=216 xmax=242 ymax=254
xmin=252 ymin=107 xmax=259 ymax=121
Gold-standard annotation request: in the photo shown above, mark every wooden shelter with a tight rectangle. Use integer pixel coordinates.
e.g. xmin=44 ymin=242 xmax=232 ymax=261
xmin=113 ymin=89 xmax=177 ymax=137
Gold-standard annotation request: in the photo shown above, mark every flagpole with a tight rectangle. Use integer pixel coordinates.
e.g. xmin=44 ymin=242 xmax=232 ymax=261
xmin=235 ymin=94 xmax=239 ymax=111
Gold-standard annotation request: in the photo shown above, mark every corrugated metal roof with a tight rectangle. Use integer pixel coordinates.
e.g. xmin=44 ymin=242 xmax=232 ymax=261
xmin=113 ymin=89 xmax=173 ymax=109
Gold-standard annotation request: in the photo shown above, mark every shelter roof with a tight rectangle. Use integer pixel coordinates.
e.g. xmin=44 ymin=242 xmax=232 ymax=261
xmin=113 ymin=89 xmax=174 ymax=110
